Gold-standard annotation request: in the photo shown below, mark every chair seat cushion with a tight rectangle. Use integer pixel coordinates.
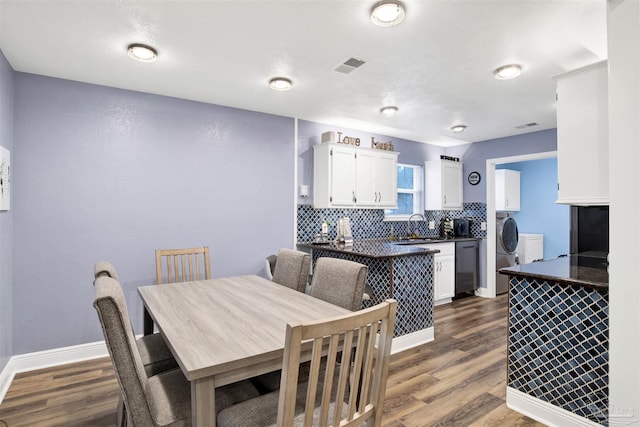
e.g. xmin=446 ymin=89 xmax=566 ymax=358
xmin=136 ymin=333 xmax=179 ymax=377
xmin=217 ymin=385 xmax=350 ymax=427
xmin=145 ymin=369 xmax=261 ymax=426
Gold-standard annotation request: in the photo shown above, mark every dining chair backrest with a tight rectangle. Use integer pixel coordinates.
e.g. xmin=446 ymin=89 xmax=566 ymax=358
xmin=271 ymin=248 xmax=311 ymax=293
xmin=217 ymin=299 xmax=398 ymax=426
xmin=278 ymin=299 xmax=397 ymax=426
xmin=310 ymin=257 xmax=368 ymax=311
xmin=155 ymin=246 xmax=211 ymax=284
xmin=94 ymin=260 xmax=120 ymax=281
xmin=93 ymin=274 xmax=159 ymax=426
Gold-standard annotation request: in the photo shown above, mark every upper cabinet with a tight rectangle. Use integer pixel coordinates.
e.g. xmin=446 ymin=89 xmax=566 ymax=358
xmin=553 ymin=60 xmax=608 ymax=206
xmin=495 ymin=169 xmax=520 ymax=211
xmin=425 ymin=159 xmax=463 ymax=210
xmin=313 ymin=143 xmax=398 ymax=209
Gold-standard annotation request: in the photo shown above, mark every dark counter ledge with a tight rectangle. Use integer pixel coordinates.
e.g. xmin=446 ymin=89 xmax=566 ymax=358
xmin=297 ymin=239 xmax=440 ymax=259
xmin=297 ymin=237 xmax=481 ymax=259
xmin=499 ymin=255 xmax=608 ymax=290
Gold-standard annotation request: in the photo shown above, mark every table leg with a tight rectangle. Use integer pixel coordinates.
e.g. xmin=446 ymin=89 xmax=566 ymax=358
xmin=192 ymin=377 xmax=216 ymax=427
xmin=143 ymin=307 xmax=154 ymax=336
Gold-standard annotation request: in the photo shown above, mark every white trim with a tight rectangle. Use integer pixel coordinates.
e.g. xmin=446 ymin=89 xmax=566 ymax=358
xmin=0 ymin=358 xmax=17 ymax=404
xmin=0 ymin=341 xmax=108 ymax=405
xmin=507 ymin=386 xmax=604 ymax=427
xmin=485 ymin=151 xmax=557 ymax=299
xmin=390 ymin=327 xmax=434 ymax=354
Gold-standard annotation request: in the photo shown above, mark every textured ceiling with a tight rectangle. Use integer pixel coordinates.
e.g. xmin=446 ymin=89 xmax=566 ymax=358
xmin=0 ymin=0 xmax=607 ymax=146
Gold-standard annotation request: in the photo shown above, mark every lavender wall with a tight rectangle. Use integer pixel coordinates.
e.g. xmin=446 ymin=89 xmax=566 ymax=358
xmin=12 ymin=73 xmax=295 ymax=354
xmin=448 ymin=129 xmax=557 ymax=202
xmin=0 ymin=51 xmax=14 ymax=371
xmin=297 ymin=120 xmax=444 ymax=206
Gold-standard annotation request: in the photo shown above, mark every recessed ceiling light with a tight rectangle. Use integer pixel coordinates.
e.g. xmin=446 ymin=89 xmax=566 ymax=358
xmin=269 ymin=77 xmax=293 ymax=91
xmin=127 ymin=44 xmax=157 ymax=62
xmin=494 ymin=64 xmax=522 ymax=80
xmin=451 ymin=125 xmax=467 ymax=133
xmin=371 ymin=1 xmax=405 ymax=27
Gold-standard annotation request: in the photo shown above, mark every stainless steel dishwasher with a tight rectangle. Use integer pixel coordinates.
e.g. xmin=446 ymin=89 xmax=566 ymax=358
xmin=455 ymin=240 xmax=479 ymax=295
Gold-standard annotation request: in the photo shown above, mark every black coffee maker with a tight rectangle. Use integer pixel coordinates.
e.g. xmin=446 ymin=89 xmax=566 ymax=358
xmin=453 ymin=218 xmax=471 ymax=237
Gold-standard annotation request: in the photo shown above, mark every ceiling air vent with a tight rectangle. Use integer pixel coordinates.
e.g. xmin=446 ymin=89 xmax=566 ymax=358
xmin=515 ymin=122 xmax=539 ymax=129
xmin=334 ymin=57 xmax=366 ymax=74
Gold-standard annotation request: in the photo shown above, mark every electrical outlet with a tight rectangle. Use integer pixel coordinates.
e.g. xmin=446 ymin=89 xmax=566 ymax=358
xmin=429 ymin=221 xmax=435 ymax=230
xmin=481 ymin=221 xmax=487 ymax=231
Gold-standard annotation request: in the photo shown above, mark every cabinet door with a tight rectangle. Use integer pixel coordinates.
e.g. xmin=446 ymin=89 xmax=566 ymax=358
xmin=355 ymin=150 xmax=377 ymax=207
xmin=555 ymin=61 xmax=608 ymax=205
xmin=375 ymin=153 xmax=398 ymax=207
xmin=496 ymin=169 xmax=520 ymax=211
xmin=330 ymin=146 xmax=356 ymax=206
xmin=442 ymin=162 xmax=463 ymax=209
xmin=435 ymin=254 xmax=456 ymax=300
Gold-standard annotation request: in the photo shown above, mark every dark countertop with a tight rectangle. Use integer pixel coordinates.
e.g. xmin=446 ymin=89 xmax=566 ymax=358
xmin=297 ymin=237 xmax=480 ymax=259
xmin=499 ymin=255 xmax=609 ymax=290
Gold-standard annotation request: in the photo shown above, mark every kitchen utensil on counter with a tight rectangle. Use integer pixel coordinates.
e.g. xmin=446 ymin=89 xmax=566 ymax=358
xmin=441 ymin=217 xmax=454 ymax=239
xmin=337 ymin=217 xmax=353 ymax=244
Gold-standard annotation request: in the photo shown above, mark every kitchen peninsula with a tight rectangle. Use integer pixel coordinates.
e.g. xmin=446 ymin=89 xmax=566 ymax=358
xmin=499 ymin=255 xmax=609 ymax=426
xmin=298 ymin=238 xmax=440 ymax=353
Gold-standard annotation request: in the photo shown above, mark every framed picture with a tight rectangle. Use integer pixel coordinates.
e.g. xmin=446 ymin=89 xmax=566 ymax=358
xmin=0 ymin=146 xmax=10 ymax=211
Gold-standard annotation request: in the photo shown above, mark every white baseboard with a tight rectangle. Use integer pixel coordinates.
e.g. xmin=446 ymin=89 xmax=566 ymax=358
xmin=475 ymin=287 xmax=493 ymax=298
xmin=506 ymin=386 xmax=604 ymax=427
xmin=0 ymin=341 xmax=108 ymax=405
xmin=391 ymin=327 xmax=434 ymax=354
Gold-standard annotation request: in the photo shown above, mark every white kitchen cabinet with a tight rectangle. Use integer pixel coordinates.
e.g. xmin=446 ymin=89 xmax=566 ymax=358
xmin=417 ymin=242 xmax=455 ymax=305
xmin=553 ymin=60 xmax=608 ymax=206
xmin=425 ymin=160 xmax=463 ymax=210
xmin=313 ymin=143 xmax=398 ymax=209
xmin=495 ymin=169 xmax=521 ymax=211
xmin=516 ymin=233 xmax=544 ymax=264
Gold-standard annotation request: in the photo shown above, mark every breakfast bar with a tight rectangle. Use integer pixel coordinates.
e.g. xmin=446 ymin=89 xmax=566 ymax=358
xmin=499 ymin=255 xmax=609 ymax=426
xmin=298 ymin=239 xmax=439 ymax=353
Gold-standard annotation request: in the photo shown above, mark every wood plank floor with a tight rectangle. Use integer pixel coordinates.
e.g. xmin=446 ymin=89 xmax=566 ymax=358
xmin=0 ymin=294 xmax=545 ymax=426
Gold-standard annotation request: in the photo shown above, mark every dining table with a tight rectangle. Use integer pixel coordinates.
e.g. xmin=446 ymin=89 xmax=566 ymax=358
xmin=138 ymin=274 xmax=351 ymax=427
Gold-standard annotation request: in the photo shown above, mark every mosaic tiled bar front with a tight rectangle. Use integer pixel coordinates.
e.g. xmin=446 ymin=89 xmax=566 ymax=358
xmin=310 ymin=249 xmax=434 ymax=338
xmin=508 ymin=277 xmax=609 ymax=425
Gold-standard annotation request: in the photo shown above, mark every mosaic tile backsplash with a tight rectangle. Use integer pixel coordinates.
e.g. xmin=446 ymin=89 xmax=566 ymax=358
xmin=297 ymin=202 xmax=487 ymax=242
xmin=508 ymin=277 xmax=609 ymax=425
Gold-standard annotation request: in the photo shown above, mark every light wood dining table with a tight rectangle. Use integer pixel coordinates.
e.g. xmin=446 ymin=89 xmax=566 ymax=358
xmin=138 ymin=274 xmax=351 ymax=427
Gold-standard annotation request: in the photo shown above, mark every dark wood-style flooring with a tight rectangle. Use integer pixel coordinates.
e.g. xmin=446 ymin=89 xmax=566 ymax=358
xmin=0 ymin=294 xmax=545 ymax=426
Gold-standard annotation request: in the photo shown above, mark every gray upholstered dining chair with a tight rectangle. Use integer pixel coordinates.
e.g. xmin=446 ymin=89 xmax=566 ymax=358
xmin=252 ymin=256 xmax=369 ymax=394
xmin=93 ymin=268 xmax=260 ymax=427
xmin=271 ymin=248 xmax=311 ymax=293
xmin=94 ymin=261 xmax=178 ymax=378
xmin=217 ymin=299 xmax=398 ymax=427
xmin=309 ymin=257 xmax=368 ymax=312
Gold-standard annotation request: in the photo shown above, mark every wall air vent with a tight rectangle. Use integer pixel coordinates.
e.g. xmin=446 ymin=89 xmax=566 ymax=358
xmin=515 ymin=122 xmax=539 ymax=129
xmin=334 ymin=57 xmax=366 ymax=74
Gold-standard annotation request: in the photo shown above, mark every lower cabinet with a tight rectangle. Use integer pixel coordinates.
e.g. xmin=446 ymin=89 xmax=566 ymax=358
xmin=418 ymin=242 xmax=455 ymax=305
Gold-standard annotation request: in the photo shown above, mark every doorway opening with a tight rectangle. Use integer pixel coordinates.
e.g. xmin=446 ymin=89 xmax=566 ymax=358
xmin=481 ymin=151 xmax=558 ymax=298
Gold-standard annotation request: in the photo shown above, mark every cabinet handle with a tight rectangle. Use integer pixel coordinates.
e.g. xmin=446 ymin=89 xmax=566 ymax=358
xmin=353 ymin=191 xmax=356 ymax=203
xmin=506 ymin=198 xmax=509 ymax=207
xmin=444 ymin=195 xmax=447 ymax=204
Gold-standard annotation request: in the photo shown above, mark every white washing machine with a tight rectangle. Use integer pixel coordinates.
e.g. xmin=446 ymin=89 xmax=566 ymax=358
xmin=496 ymin=213 xmax=519 ymax=294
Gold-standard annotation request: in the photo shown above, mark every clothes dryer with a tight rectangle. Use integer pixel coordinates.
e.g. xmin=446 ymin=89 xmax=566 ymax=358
xmin=496 ymin=213 xmax=518 ymax=294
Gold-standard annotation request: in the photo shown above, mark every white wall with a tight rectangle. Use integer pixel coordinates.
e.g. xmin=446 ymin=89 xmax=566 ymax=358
xmin=608 ymin=0 xmax=640 ymax=423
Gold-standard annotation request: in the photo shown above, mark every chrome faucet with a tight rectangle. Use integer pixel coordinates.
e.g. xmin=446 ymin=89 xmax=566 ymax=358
xmin=407 ymin=213 xmax=426 ymax=238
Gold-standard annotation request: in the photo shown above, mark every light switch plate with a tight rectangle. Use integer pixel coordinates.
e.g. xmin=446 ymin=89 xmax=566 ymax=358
xmin=481 ymin=221 xmax=487 ymax=231
xmin=429 ymin=221 xmax=435 ymax=230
